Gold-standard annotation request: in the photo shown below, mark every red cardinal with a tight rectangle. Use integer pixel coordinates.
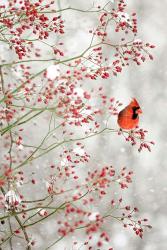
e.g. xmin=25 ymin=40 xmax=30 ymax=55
xmin=117 ymin=98 xmax=142 ymax=130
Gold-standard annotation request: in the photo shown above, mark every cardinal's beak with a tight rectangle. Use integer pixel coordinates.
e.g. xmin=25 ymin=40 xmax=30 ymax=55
xmin=136 ymin=108 xmax=142 ymax=114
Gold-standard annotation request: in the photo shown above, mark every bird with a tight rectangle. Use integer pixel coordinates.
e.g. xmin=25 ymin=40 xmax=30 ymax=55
xmin=117 ymin=98 xmax=142 ymax=130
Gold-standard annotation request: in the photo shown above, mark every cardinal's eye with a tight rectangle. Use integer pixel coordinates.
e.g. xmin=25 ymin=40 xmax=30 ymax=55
xmin=132 ymin=106 xmax=140 ymax=120
xmin=132 ymin=106 xmax=140 ymax=112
